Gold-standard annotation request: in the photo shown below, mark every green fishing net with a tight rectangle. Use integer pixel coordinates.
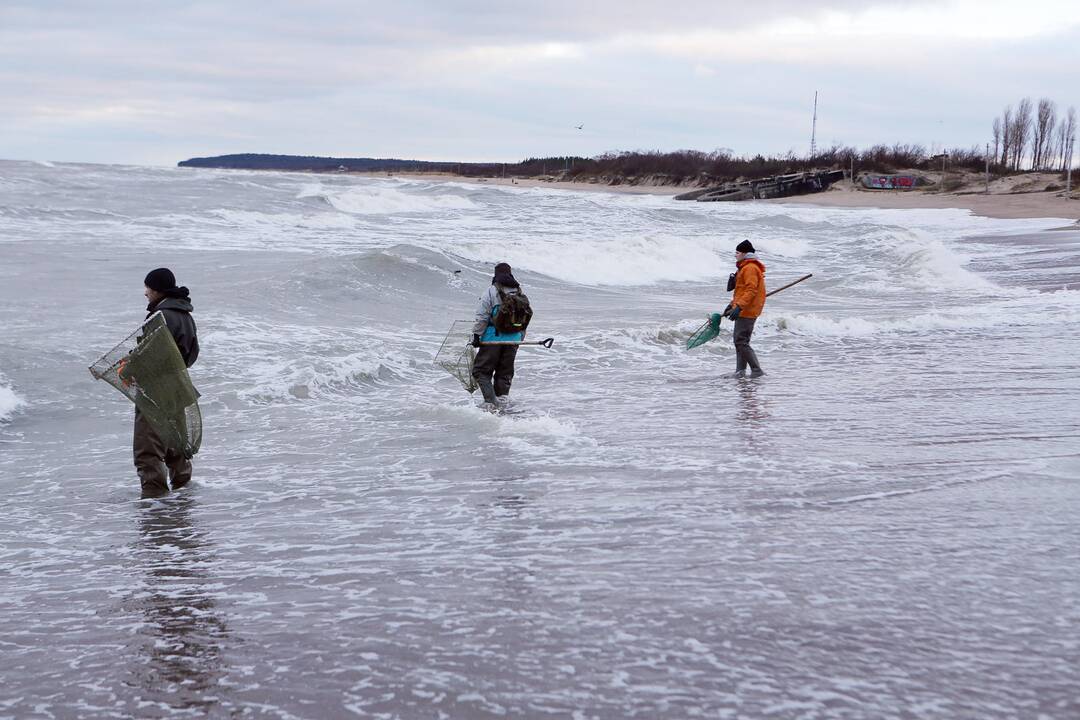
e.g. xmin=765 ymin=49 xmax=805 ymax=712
xmin=435 ymin=320 xmax=479 ymax=393
xmin=686 ymin=313 xmax=724 ymax=350
xmin=89 ymin=312 xmax=202 ymax=458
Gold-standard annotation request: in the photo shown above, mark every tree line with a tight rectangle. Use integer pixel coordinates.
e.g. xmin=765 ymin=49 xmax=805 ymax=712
xmin=181 ymin=100 xmax=1078 ymax=184
xmin=516 ymin=144 xmax=997 ymax=184
xmin=992 ymin=98 xmax=1077 ymax=172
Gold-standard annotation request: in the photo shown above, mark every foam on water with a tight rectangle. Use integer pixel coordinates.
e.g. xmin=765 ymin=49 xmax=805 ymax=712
xmin=0 ymin=373 xmax=25 ymax=423
xmin=298 ymin=181 xmax=477 ymax=215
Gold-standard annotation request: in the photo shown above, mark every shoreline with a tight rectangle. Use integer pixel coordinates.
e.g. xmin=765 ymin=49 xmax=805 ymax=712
xmin=762 ymin=183 xmax=1080 ymax=222
xmin=367 ymin=171 xmax=1080 ymax=223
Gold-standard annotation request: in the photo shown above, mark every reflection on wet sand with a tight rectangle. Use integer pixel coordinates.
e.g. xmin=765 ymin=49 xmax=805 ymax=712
xmin=124 ymin=494 xmax=230 ymax=715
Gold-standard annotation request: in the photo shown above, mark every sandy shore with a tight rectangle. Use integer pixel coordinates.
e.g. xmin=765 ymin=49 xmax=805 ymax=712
xmin=368 ymin=171 xmax=1080 ymax=222
xmin=763 ymin=181 xmax=1080 ymax=222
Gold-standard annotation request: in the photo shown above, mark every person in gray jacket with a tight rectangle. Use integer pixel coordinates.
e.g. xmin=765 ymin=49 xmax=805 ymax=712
xmin=136 ymin=267 xmax=199 ymax=497
xmin=471 ymin=262 xmax=524 ymax=405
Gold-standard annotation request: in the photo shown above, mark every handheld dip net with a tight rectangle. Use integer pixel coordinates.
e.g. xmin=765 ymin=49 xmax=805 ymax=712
xmin=89 ymin=312 xmax=202 ymax=457
xmin=434 ymin=320 xmax=479 ymax=394
xmin=686 ymin=313 xmax=724 ymax=350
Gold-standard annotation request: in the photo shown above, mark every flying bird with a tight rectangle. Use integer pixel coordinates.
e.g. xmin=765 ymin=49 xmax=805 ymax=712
xmin=575 ymin=124 xmax=584 ymax=130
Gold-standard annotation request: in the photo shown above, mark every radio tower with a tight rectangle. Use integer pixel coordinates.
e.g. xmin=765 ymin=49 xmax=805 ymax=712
xmin=810 ymin=91 xmax=818 ymax=159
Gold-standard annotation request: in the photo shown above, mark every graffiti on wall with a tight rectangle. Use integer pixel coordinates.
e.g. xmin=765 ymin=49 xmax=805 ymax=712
xmin=861 ymin=174 xmax=919 ymax=190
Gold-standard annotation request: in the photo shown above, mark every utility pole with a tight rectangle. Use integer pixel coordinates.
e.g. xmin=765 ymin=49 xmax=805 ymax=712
xmin=941 ymin=153 xmax=948 ymax=193
xmin=985 ymin=143 xmax=990 ymax=194
xmin=810 ymin=91 xmax=818 ymax=159
xmin=1067 ymin=137 xmax=1074 ymax=200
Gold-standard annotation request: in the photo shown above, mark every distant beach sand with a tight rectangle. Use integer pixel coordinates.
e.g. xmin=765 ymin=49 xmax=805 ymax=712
xmin=371 ymin=171 xmax=1080 ymax=223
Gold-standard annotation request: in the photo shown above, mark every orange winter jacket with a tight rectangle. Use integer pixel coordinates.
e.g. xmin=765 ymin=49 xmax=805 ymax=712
xmin=731 ymin=257 xmax=766 ymax=318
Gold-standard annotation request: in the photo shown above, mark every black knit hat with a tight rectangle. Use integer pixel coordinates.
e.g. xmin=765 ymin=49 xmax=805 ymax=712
xmin=736 ymin=240 xmax=755 ymax=253
xmin=144 ymin=267 xmax=177 ymax=292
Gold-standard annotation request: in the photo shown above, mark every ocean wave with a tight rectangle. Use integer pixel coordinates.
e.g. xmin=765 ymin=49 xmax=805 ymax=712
xmin=201 ymin=318 xmax=422 ymax=405
xmin=457 ymin=232 xmax=734 ymax=286
xmin=297 ymin=182 xmax=477 ymax=215
xmin=881 ymin=228 xmax=997 ymax=292
xmin=210 ymin=208 xmax=357 ymax=231
xmin=237 ymin=351 xmax=405 ymax=403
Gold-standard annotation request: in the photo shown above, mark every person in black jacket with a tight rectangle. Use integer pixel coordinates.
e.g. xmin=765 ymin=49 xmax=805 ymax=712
xmin=135 ymin=268 xmax=199 ymax=497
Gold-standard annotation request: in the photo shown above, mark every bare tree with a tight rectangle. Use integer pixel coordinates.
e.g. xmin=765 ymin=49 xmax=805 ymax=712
xmin=1059 ymin=106 xmax=1077 ymax=171
xmin=992 ymin=117 xmax=1001 ymax=163
xmin=1032 ymin=98 xmax=1056 ymax=170
xmin=1011 ymin=98 xmax=1033 ymax=170
xmin=999 ymin=105 xmax=1013 ymax=167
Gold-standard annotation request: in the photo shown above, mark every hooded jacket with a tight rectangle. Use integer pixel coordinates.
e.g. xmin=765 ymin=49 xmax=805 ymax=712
xmin=149 ymin=296 xmax=199 ymax=367
xmin=731 ymin=256 xmax=767 ymax=319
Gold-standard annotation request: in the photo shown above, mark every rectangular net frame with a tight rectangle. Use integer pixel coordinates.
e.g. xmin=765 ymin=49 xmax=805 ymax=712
xmin=89 ymin=312 xmax=202 ymax=458
xmin=434 ymin=320 xmax=479 ymax=394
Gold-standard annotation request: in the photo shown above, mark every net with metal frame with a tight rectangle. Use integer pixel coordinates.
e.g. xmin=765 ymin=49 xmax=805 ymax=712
xmin=686 ymin=313 xmax=724 ymax=350
xmin=89 ymin=312 xmax=202 ymax=458
xmin=434 ymin=320 xmax=479 ymax=394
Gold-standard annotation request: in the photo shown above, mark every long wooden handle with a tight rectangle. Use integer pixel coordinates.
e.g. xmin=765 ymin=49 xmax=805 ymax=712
xmin=766 ymin=273 xmax=813 ymax=298
xmin=479 ymin=338 xmax=555 ymax=348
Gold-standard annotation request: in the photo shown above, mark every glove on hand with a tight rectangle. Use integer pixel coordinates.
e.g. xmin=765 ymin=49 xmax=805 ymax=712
xmin=726 ymin=305 xmax=741 ymax=320
xmin=117 ymin=357 xmax=133 ymax=388
xmin=471 ymin=334 xmax=482 ymax=348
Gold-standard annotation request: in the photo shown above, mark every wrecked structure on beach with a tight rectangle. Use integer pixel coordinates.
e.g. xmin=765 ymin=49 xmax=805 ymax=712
xmin=675 ymin=170 xmax=846 ymax=202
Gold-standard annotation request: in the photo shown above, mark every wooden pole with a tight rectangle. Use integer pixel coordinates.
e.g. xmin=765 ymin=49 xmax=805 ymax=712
xmin=766 ymin=273 xmax=813 ymax=298
xmin=1067 ymin=138 xmax=1074 ymax=200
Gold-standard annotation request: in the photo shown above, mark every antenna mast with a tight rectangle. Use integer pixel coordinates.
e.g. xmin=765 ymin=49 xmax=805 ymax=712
xmin=810 ymin=90 xmax=818 ymax=159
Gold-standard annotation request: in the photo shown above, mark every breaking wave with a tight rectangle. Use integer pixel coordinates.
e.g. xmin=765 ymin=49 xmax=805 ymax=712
xmin=297 ymin=182 xmax=477 ymax=215
xmin=0 ymin=374 xmax=25 ymax=424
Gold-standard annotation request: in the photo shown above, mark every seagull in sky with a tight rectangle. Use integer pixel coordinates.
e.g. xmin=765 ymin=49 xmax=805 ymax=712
xmin=575 ymin=124 xmax=584 ymax=130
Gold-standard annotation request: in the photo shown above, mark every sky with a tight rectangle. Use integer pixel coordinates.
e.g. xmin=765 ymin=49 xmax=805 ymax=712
xmin=2 ymin=0 xmax=1078 ymax=166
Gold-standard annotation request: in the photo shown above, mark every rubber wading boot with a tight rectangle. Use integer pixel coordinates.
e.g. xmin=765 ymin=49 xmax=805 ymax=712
xmin=477 ymin=376 xmax=498 ymax=405
xmin=750 ymin=369 xmax=766 ymax=378
xmin=743 ymin=346 xmax=762 ymax=375
xmin=732 ymin=353 xmax=747 ymax=379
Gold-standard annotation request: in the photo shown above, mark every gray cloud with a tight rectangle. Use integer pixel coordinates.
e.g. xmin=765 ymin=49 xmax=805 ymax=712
xmin=2 ymin=0 xmax=1076 ymax=165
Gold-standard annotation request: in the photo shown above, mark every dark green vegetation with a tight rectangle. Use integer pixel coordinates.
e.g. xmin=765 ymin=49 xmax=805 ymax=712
xmin=177 ymin=142 xmax=1052 ymax=187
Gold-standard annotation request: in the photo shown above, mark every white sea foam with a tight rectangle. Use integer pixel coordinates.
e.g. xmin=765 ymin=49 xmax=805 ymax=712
xmin=880 ymin=228 xmax=997 ymax=292
xmin=0 ymin=376 xmax=25 ymax=424
xmin=238 ymin=350 xmax=402 ymax=403
xmin=772 ymin=289 xmax=1080 ymax=337
xmin=201 ymin=318 xmax=420 ymax=405
xmin=211 ymin=208 xmax=356 ymax=231
xmin=297 ymin=182 xmax=476 ymax=215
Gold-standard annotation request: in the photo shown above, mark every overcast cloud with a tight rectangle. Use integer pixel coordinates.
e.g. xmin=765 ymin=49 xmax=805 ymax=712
xmin=2 ymin=0 xmax=1077 ymax=165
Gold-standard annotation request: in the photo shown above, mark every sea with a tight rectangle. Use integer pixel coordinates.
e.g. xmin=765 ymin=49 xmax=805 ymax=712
xmin=2 ymin=159 xmax=1079 ymax=719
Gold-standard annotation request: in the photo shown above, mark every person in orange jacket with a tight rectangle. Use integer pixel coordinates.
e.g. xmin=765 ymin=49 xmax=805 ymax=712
xmin=723 ymin=239 xmax=766 ymax=378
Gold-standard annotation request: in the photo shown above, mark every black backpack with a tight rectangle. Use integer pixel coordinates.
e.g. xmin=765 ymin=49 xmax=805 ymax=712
xmin=494 ymin=288 xmax=533 ymax=335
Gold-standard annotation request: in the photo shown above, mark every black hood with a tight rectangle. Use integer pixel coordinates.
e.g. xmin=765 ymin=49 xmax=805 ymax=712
xmin=493 ymin=272 xmax=519 ymax=289
xmin=148 ymin=294 xmax=194 ymax=315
